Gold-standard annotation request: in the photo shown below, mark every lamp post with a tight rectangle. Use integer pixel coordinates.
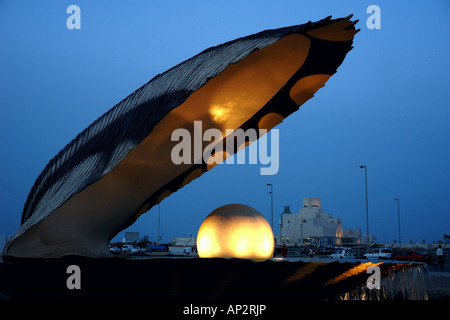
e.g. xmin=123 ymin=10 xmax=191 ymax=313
xmin=267 ymin=184 xmax=273 ymax=232
xmin=157 ymin=203 xmax=161 ymax=248
xmin=360 ymin=165 xmax=370 ymax=252
xmin=395 ymin=198 xmax=401 ymax=249
xmin=300 ymin=219 xmax=306 ymax=247
xmin=279 ymin=219 xmax=282 ymax=246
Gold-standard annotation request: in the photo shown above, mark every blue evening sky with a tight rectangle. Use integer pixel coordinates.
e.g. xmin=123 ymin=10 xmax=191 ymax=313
xmin=1 ymin=1 xmax=449 ymax=245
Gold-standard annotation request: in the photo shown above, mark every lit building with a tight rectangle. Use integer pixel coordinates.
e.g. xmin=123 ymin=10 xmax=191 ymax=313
xmin=279 ymin=197 xmax=361 ymax=247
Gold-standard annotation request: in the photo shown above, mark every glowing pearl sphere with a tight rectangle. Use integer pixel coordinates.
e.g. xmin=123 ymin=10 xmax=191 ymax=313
xmin=197 ymin=204 xmax=274 ymax=260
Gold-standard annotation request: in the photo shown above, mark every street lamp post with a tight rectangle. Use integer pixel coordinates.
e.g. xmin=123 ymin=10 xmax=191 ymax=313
xmin=158 ymin=203 xmax=161 ymax=248
xmin=395 ymin=198 xmax=401 ymax=249
xmin=360 ymin=165 xmax=370 ymax=252
xmin=267 ymin=184 xmax=273 ymax=232
xmin=279 ymin=219 xmax=282 ymax=245
xmin=300 ymin=219 xmax=306 ymax=247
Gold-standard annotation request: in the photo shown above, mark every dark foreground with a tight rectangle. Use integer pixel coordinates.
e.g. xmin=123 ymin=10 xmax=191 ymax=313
xmin=0 ymin=255 xmax=420 ymax=300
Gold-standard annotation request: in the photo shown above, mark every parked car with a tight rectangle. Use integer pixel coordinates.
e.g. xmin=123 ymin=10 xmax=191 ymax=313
xmin=363 ymin=248 xmax=393 ymax=260
xmin=329 ymin=249 xmax=355 ymax=259
xmin=121 ymin=244 xmax=134 ymax=252
xmin=392 ymin=251 xmax=432 ymax=263
xmin=109 ymin=246 xmax=121 ymax=255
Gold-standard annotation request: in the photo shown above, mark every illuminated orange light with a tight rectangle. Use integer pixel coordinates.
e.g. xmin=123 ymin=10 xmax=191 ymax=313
xmin=324 ymin=262 xmax=383 ymax=286
xmin=197 ymin=204 xmax=274 ymax=260
xmin=210 ymin=103 xmax=233 ymax=122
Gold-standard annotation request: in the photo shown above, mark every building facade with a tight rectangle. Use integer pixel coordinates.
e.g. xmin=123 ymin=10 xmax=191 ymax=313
xmin=279 ymin=197 xmax=360 ymax=247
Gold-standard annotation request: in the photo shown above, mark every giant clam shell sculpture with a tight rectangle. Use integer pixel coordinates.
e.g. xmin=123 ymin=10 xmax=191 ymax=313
xmin=4 ymin=16 xmax=358 ymax=258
